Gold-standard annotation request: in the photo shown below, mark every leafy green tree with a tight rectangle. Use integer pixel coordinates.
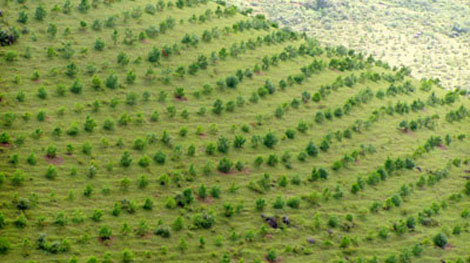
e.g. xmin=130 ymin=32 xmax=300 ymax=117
xmin=34 ymin=6 xmax=47 ymax=21
xmin=217 ymin=157 xmax=233 ymax=173
xmin=263 ymin=132 xmax=278 ymax=148
xmin=433 ymin=233 xmax=448 ymax=248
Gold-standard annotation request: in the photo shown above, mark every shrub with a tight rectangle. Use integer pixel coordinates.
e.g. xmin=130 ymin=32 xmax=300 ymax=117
xmin=11 ymin=170 xmax=25 ymax=186
xmin=122 ymin=249 xmax=134 ymax=263
xmin=106 ymin=74 xmax=118 ymax=89
xmin=225 ymin=76 xmax=239 ymax=88
xmin=138 ymin=156 xmax=150 ymax=168
xmin=46 ymin=144 xmax=57 ymax=158
xmin=256 ymin=198 xmax=267 ymax=211
xmin=94 ymin=38 xmax=106 ymax=51
xmin=217 ymin=158 xmax=233 ymax=173
xmin=223 ymin=203 xmax=234 ymax=217
xmin=37 ymin=86 xmax=48 ymax=99
xmin=90 ymin=209 xmax=103 ymax=222
xmin=192 ymin=213 xmax=215 ymax=229
xmin=154 ymin=225 xmax=171 ymax=238
xmin=142 ymin=198 xmax=153 ymax=210
xmin=153 ymin=151 xmax=166 ymax=164
xmin=120 ymin=151 xmax=132 ymax=167
xmin=210 ymin=186 xmax=221 ymax=198
xmin=17 ymin=11 xmax=28 ymax=24
xmin=45 ymin=165 xmax=57 ymax=180
xmin=14 ymin=213 xmax=27 ymax=228
xmin=287 ymin=197 xmax=300 ymax=209
xmin=35 ymin=5 xmax=47 ymax=21
xmin=83 ymin=184 xmax=93 ymax=197
xmin=0 ymin=237 xmax=10 ymax=255
xmin=263 ymin=132 xmax=278 ymax=148
xmin=148 ymin=47 xmax=161 ymax=63
xmin=273 ymin=196 xmax=285 ymax=209
xmin=217 ymin=137 xmax=230 ymax=153
xmin=433 ymin=233 xmax=448 ymax=248
xmin=306 ymin=141 xmax=318 ymax=157
xmin=70 ymin=79 xmax=83 ymax=94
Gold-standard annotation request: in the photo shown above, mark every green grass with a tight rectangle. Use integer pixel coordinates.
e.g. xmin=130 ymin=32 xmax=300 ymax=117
xmin=1 ymin=0 xmax=470 ymax=263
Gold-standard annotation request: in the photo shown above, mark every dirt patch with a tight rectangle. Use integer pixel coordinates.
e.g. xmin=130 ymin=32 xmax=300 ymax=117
xmin=45 ymin=155 xmax=64 ymax=165
xmin=264 ymin=234 xmax=273 ymax=240
xmin=175 ymin=97 xmax=188 ymax=102
xmin=97 ymin=236 xmax=115 ymax=246
xmin=0 ymin=143 xmax=11 ymax=149
xmin=438 ymin=144 xmax=448 ymax=150
xmin=218 ymin=169 xmax=238 ymax=175
xmin=196 ymin=195 xmax=214 ymax=204
xmin=444 ymin=243 xmax=455 ymax=250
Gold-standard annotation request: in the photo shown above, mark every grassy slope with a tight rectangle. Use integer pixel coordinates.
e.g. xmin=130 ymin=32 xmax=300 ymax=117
xmin=1 ymin=0 xmax=470 ymax=263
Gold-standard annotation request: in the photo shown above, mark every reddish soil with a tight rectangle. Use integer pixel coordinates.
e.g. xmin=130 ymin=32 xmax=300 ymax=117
xmin=0 ymin=143 xmax=11 ymax=149
xmin=218 ymin=169 xmax=238 ymax=175
xmin=438 ymin=144 xmax=448 ymax=150
xmin=44 ymin=155 xmax=64 ymax=165
xmin=175 ymin=97 xmax=188 ymax=101
xmin=264 ymin=234 xmax=273 ymax=240
xmin=196 ymin=195 xmax=214 ymax=204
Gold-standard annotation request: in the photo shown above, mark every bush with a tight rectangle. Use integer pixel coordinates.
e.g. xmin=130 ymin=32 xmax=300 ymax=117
xmin=273 ymin=196 xmax=285 ymax=209
xmin=45 ymin=165 xmax=57 ymax=180
xmin=94 ymin=38 xmax=106 ymax=51
xmin=154 ymin=225 xmax=171 ymax=238
xmin=98 ymin=226 xmax=112 ymax=240
xmin=148 ymin=47 xmax=161 ymax=63
xmin=217 ymin=137 xmax=230 ymax=153
xmin=142 ymin=198 xmax=153 ymax=210
xmin=192 ymin=213 xmax=215 ymax=229
xmin=90 ymin=209 xmax=103 ymax=222
xmin=263 ymin=132 xmax=278 ymax=148
xmin=11 ymin=170 xmax=25 ymax=186
xmin=306 ymin=141 xmax=318 ymax=157
xmin=433 ymin=233 xmax=448 ymax=248
xmin=46 ymin=144 xmax=57 ymax=158
xmin=223 ymin=203 xmax=234 ymax=217
xmin=70 ymin=79 xmax=83 ymax=94
xmin=106 ymin=74 xmax=118 ymax=89
xmin=217 ymin=158 xmax=233 ymax=173
xmin=0 ymin=237 xmax=10 ymax=255
xmin=287 ymin=197 xmax=300 ymax=209
xmin=120 ymin=151 xmax=132 ymax=167
xmin=14 ymin=213 xmax=27 ymax=228
xmin=35 ymin=6 xmax=47 ymax=21
xmin=153 ymin=151 xmax=166 ymax=164
xmin=225 ymin=76 xmax=239 ymax=88
xmin=122 ymin=249 xmax=134 ymax=263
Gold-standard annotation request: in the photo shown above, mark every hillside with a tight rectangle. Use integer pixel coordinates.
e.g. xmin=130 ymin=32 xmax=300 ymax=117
xmin=227 ymin=0 xmax=470 ymax=91
xmin=1 ymin=0 xmax=470 ymax=263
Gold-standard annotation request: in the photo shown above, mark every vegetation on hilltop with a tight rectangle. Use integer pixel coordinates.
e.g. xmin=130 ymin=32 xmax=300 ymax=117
xmin=227 ymin=0 xmax=470 ymax=90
